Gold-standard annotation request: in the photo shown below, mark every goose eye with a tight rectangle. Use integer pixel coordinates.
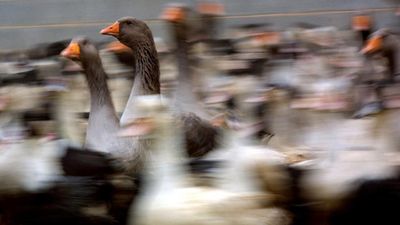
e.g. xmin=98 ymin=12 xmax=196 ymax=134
xmin=81 ymin=40 xmax=88 ymax=45
xmin=126 ymin=21 xmax=133 ymax=25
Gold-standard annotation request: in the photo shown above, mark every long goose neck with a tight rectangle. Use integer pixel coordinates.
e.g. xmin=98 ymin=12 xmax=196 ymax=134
xmin=119 ymin=38 xmax=161 ymax=125
xmin=130 ymin=40 xmax=161 ymax=96
xmin=173 ymin=24 xmax=191 ymax=82
xmin=382 ymin=35 xmax=400 ymax=76
xmin=81 ymin=55 xmax=121 ymax=140
xmin=170 ymin=23 xmax=209 ymax=118
xmin=82 ymin=56 xmax=115 ymax=110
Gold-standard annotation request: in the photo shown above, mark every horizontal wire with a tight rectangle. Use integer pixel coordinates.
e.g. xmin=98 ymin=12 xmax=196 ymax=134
xmin=0 ymin=7 xmax=397 ymax=30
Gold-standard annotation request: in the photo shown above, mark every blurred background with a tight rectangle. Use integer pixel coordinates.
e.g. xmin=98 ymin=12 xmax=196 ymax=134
xmin=0 ymin=0 xmax=399 ymax=49
xmin=0 ymin=1 xmax=400 ymax=225
xmin=1 ymin=0 xmax=400 ymax=147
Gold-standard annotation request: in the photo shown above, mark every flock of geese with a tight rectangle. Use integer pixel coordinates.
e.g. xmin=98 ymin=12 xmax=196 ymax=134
xmin=0 ymin=4 xmax=400 ymax=225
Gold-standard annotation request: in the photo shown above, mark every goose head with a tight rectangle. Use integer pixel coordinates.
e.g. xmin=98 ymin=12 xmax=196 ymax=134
xmin=360 ymin=28 xmax=391 ymax=54
xmin=60 ymin=37 xmax=110 ymax=87
xmin=60 ymin=37 xmax=100 ymax=66
xmin=100 ymin=17 xmax=155 ymax=48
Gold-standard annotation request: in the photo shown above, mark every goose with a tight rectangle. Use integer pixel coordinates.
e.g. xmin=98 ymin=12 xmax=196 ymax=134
xmin=330 ymin=166 xmax=400 ymax=225
xmin=196 ymin=1 xmax=224 ymax=41
xmin=352 ymin=28 xmax=400 ymax=118
xmin=0 ymin=90 xmax=127 ymax=225
xmin=161 ymin=4 xmax=212 ymax=118
xmin=0 ymin=115 xmax=115 ymax=215
xmin=0 ymin=85 xmax=48 ymax=143
xmin=0 ymin=83 xmax=122 ymax=192
xmin=361 ymin=28 xmax=400 ymax=83
xmin=60 ymin=37 xmax=151 ymax=174
xmin=0 ymin=138 xmax=123 ymax=225
xmin=26 ymin=39 xmax=72 ymax=60
xmin=290 ymin=147 xmax=399 ymax=225
xmin=100 ymin=18 xmax=161 ymax=125
xmin=1 ymin=39 xmax=71 ymax=62
xmin=162 ymin=5 xmax=220 ymax=150
xmin=101 ymin=17 xmax=219 ymax=158
xmin=204 ymin=85 xmax=292 ymax=207
xmin=118 ymin=95 xmax=291 ymax=225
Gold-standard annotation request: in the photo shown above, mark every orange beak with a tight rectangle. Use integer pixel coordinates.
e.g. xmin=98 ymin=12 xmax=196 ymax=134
xmin=60 ymin=42 xmax=80 ymax=59
xmin=105 ymin=41 xmax=131 ymax=53
xmin=361 ymin=35 xmax=382 ymax=54
xmin=100 ymin=21 xmax=120 ymax=36
xmin=161 ymin=7 xmax=185 ymax=22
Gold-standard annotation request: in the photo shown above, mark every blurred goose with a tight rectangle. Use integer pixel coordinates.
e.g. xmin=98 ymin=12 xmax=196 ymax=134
xmin=352 ymin=28 xmax=400 ymax=118
xmin=330 ymin=165 xmax=400 ymax=225
xmin=361 ymin=28 xmax=400 ymax=83
xmin=196 ymin=1 xmax=224 ymax=41
xmin=162 ymin=5 xmax=220 ymax=154
xmin=0 ymin=136 xmax=122 ymax=225
xmin=118 ymin=95 xmax=291 ymax=225
xmin=161 ymin=4 xmax=207 ymax=116
xmin=205 ymin=83 xmax=292 ymax=206
xmin=291 ymin=148 xmax=399 ymax=225
xmin=0 ymin=115 xmax=121 ymax=225
xmin=0 ymin=85 xmax=48 ymax=142
xmin=0 ymin=125 xmax=125 ymax=224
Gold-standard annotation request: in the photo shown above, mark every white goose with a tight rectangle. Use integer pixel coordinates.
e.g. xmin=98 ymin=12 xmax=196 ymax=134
xmin=119 ymin=95 xmax=291 ymax=225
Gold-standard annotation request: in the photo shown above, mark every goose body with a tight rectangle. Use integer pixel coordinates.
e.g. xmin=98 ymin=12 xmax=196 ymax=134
xmin=206 ymin=93 xmax=292 ymax=206
xmin=120 ymin=96 xmax=290 ymax=225
xmin=0 ymin=88 xmax=120 ymax=193
xmin=0 ymin=137 xmax=123 ymax=225
xmin=298 ymin=150 xmax=397 ymax=205
xmin=162 ymin=5 xmax=210 ymax=118
xmin=61 ymin=38 xmax=148 ymax=173
xmin=163 ymin=5 xmax=220 ymax=156
xmin=0 ymin=82 xmax=128 ymax=225
xmin=288 ymin=149 xmax=399 ymax=225
xmin=354 ymin=29 xmax=400 ymax=117
xmin=213 ymin=131 xmax=288 ymax=198
xmin=330 ymin=168 xmax=400 ymax=225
